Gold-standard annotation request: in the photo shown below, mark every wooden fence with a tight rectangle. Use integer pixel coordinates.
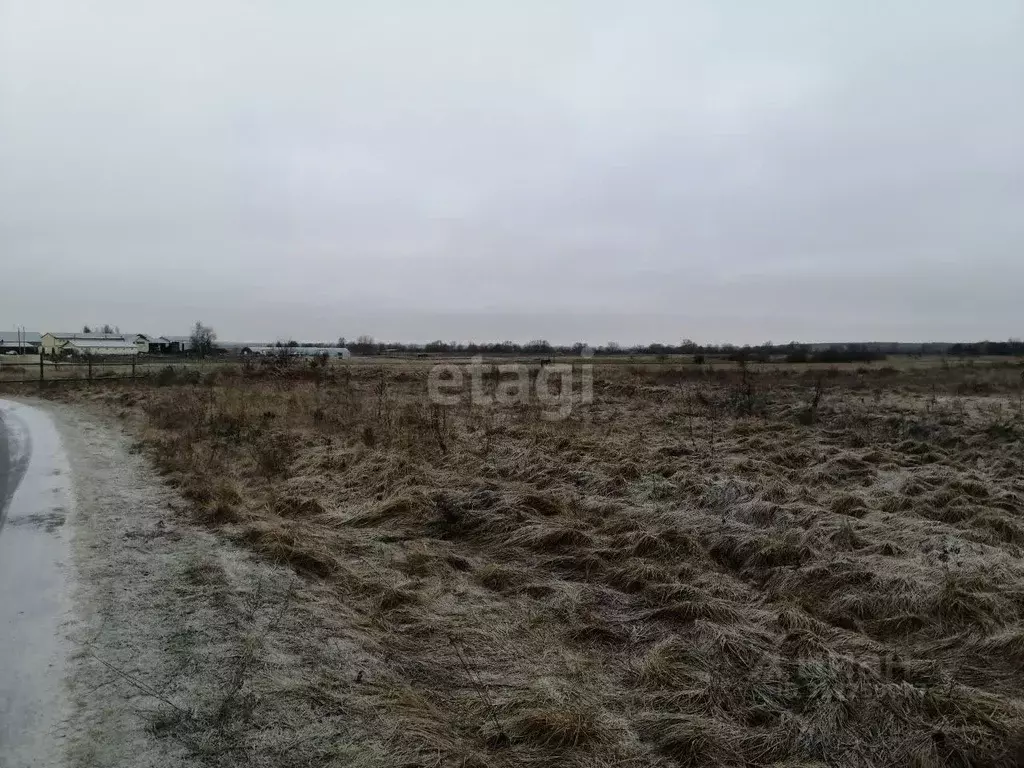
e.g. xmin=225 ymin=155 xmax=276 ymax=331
xmin=0 ymin=354 xmax=208 ymax=385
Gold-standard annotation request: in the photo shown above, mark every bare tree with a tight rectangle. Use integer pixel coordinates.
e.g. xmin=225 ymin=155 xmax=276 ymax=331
xmin=352 ymin=335 xmax=376 ymax=355
xmin=190 ymin=321 xmax=217 ymax=358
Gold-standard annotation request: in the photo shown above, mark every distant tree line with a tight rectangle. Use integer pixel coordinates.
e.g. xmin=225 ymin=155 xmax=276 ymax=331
xmin=70 ymin=324 xmax=1024 ymax=362
xmin=947 ymin=340 xmax=1024 ymax=357
xmin=293 ymin=337 xmax=1024 ymax=362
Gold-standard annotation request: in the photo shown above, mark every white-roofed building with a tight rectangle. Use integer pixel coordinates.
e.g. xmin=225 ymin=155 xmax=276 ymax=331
xmin=42 ymin=332 xmax=124 ymax=355
xmin=64 ymin=339 xmax=139 ymax=357
xmin=41 ymin=333 xmax=140 ymax=357
xmin=62 ymin=338 xmax=139 ymax=357
xmin=241 ymin=346 xmax=351 ymax=359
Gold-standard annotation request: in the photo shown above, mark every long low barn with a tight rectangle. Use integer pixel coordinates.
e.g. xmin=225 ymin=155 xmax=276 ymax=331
xmin=242 ymin=346 xmax=351 ymax=358
xmin=61 ymin=338 xmax=139 ymax=357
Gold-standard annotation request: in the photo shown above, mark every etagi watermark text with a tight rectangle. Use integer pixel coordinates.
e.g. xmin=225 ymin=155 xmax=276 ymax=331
xmin=428 ymin=352 xmax=594 ymax=420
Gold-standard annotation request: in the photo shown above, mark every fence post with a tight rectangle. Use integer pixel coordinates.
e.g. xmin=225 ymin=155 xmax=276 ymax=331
xmin=39 ymin=352 xmax=44 ymax=384
xmin=88 ymin=357 xmax=93 ymax=381
xmin=132 ymin=355 xmax=136 ymax=379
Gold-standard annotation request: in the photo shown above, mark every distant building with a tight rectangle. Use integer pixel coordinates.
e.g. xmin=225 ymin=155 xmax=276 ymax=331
xmin=242 ymin=346 xmax=351 ymax=359
xmin=61 ymin=338 xmax=139 ymax=357
xmin=42 ymin=332 xmax=125 ymax=356
xmin=122 ymin=334 xmax=151 ymax=353
xmin=118 ymin=334 xmax=171 ymax=354
xmin=0 ymin=331 xmax=42 ymax=354
xmin=162 ymin=336 xmax=192 ymax=353
xmin=147 ymin=336 xmax=174 ymax=354
xmin=41 ymin=332 xmax=152 ymax=357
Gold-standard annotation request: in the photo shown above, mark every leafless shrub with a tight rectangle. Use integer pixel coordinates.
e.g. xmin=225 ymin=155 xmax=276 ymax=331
xmin=249 ymin=430 xmax=296 ymax=478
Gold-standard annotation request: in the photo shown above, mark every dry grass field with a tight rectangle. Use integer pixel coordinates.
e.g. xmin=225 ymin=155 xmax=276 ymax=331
xmin=28 ymin=357 xmax=1024 ymax=767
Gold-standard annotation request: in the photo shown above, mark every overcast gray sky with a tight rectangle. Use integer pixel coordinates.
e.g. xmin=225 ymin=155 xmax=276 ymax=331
xmin=1 ymin=1 xmax=1021 ymax=344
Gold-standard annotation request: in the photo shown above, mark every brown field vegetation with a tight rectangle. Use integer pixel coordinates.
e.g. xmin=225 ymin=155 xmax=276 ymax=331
xmin=25 ymin=357 xmax=1024 ymax=766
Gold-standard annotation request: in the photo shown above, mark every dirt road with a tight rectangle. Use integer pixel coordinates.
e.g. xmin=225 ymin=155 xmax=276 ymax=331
xmin=0 ymin=398 xmax=295 ymax=768
xmin=0 ymin=400 xmax=74 ymax=766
